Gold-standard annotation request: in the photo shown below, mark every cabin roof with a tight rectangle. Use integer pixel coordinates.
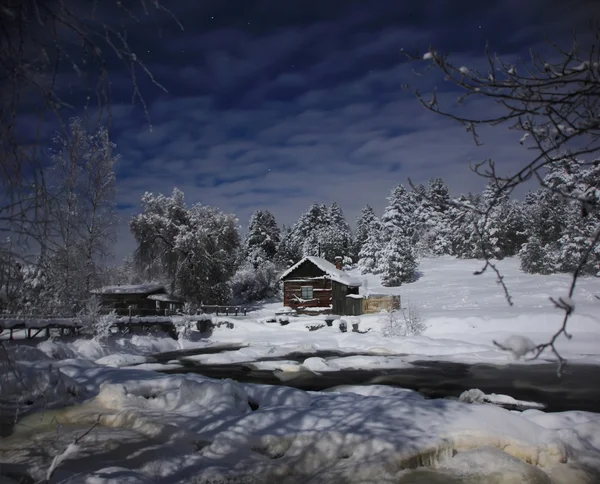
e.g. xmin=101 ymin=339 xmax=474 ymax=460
xmin=91 ymin=283 xmax=165 ymax=295
xmin=280 ymin=256 xmax=361 ymax=287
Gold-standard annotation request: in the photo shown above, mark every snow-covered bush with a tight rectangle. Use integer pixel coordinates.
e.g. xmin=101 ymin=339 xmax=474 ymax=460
xmin=381 ymin=302 xmax=426 ymax=337
xmin=380 ymin=310 xmax=405 ymax=337
xmin=229 ymin=260 xmax=281 ymax=303
xmin=78 ymin=296 xmax=115 ymax=338
xmin=402 ymin=302 xmax=427 ymax=336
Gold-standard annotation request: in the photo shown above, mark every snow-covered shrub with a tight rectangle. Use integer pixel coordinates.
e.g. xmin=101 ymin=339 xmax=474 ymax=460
xmin=402 ymin=302 xmax=427 ymax=336
xmin=381 ymin=302 xmax=426 ymax=337
xmin=380 ymin=310 xmax=405 ymax=337
xmin=229 ymin=260 xmax=281 ymax=303
xmin=79 ymin=296 xmax=115 ymax=339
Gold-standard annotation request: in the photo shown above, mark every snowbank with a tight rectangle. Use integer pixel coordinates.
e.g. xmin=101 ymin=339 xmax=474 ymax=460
xmin=1 ymin=346 xmax=83 ymax=435
xmin=6 ymin=366 xmax=598 ymax=483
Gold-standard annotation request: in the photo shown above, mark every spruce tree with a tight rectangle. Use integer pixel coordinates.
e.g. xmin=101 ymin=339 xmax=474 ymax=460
xmin=381 ymin=183 xmax=418 ymax=241
xmin=354 ymin=205 xmax=377 ymax=257
xmin=245 ymin=210 xmax=280 ymax=263
xmin=276 ymin=225 xmax=302 ymax=267
xmin=414 ymin=178 xmax=452 ymax=255
xmin=519 ymin=236 xmax=552 ymax=274
xmin=358 ymin=218 xmax=384 ymax=274
xmin=320 ymin=202 xmax=354 ymax=261
xmin=380 ymin=229 xmax=418 ymax=287
xmin=290 ymin=202 xmax=329 ymax=257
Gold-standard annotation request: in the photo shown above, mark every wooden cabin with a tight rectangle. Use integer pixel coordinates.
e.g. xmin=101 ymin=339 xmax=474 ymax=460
xmin=279 ymin=256 xmax=363 ymax=316
xmin=91 ymin=284 xmax=185 ymax=316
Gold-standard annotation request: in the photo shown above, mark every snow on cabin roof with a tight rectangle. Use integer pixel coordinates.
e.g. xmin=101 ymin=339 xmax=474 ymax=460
xmin=91 ymin=283 xmax=165 ymax=295
xmin=280 ymin=256 xmax=361 ymax=287
xmin=147 ymin=294 xmax=183 ymax=303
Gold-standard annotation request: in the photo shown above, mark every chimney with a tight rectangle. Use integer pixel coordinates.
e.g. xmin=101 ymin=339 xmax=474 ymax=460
xmin=335 ymin=256 xmax=343 ymax=271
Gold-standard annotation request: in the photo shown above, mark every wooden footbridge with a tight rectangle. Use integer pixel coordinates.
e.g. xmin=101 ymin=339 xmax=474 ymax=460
xmin=0 ymin=305 xmax=249 ymax=341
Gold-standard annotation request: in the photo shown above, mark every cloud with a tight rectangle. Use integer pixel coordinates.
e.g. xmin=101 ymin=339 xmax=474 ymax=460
xmin=104 ymin=0 xmax=597 ymax=260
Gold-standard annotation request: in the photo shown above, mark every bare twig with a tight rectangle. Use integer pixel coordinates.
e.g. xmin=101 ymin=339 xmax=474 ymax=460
xmin=408 ymin=26 xmax=600 ymax=375
xmin=527 ymin=227 xmax=600 ymax=376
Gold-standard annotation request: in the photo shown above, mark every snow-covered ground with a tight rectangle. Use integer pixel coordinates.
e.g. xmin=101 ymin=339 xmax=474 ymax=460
xmin=2 ymin=256 xmax=600 ymax=482
xmin=121 ymin=256 xmax=598 ymax=370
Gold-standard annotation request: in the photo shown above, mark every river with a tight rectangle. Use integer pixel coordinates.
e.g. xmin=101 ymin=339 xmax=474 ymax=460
xmin=151 ymin=346 xmax=600 ymax=413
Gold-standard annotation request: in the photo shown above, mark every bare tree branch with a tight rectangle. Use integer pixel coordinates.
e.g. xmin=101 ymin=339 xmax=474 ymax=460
xmin=407 ymin=28 xmax=600 ymax=374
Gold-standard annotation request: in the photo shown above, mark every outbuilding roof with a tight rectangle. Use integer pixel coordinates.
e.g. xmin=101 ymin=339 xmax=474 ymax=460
xmin=147 ymin=293 xmax=184 ymax=303
xmin=91 ymin=284 xmax=165 ymax=295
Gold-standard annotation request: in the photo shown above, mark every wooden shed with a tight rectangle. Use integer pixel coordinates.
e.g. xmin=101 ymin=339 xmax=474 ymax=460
xmin=91 ymin=284 xmax=184 ymax=316
xmin=279 ymin=256 xmax=363 ymax=316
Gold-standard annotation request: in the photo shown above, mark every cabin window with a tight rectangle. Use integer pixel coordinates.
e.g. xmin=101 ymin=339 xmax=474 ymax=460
xmin=301 ymin=286 xmax=313 ymax=300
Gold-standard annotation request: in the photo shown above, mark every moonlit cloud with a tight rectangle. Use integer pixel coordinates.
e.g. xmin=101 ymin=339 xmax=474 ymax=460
xmin=104 ymin=0 xmax=600 ymax=259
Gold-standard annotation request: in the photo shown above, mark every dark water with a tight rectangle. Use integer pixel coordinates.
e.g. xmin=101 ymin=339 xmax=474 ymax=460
xmin=153 ymin=348 xmax=600 ymax=413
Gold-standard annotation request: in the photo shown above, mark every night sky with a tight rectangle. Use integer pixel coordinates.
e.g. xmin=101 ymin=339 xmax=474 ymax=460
xmin=105 ymin=0 xmax=598 ymax=258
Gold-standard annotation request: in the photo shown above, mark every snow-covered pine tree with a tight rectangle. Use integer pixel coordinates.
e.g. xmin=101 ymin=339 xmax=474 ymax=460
xmin=498 ymin=199 xmax=528 ymax=257
xmin=231 ymin=210 xmax=283 ymax=303
xmin=519 ymin=236 xmax=552 ymax=274
xmin=276 ymin=225 xmax=302 ymax=267
xmin=523 ymin=189 xmax=566 ymax=246
xmin=517 ymin=189 xmax=565 ymax=273
xmin=318 ymin=202 xmax=354 ymax=262
xmin=377 ymin=183 xmax=420 ymax=281
xmin=448 ymin=194 xmax=481 ymax=259
xmin=379 ymin=229 xmax=418 ymax=287
xmin=358 ymin=218 xmax=384 ymax=274
xmin=380 ymin=183 xmax=419 ymax=242
xmin=476 ymin=182 xmax=528 ymax=259
xmin=413 ymin=178 xmax=453 ymax=255
xmin=544 ymin=157 xmax=600 ymax=274
xmin=244 ymin=210 xmax=280 ymax=264
xmin=354 ymin=205 xmax=377 ymax=258
xmin=290 ymin=202 xmax=329 ymax=257
xmin=519 ymin=157 xmax=600 ymax=275
xmin=426 ymin=178 xmax=451 ymax=213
